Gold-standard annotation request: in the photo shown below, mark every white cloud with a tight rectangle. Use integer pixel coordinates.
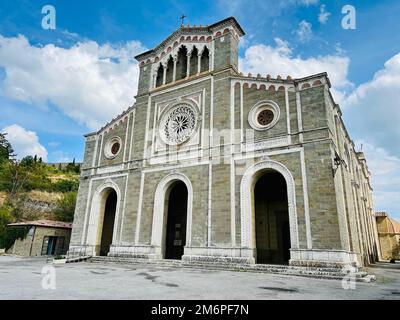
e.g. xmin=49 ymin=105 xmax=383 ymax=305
xmin=296 ymin=0 xmax=319 ymax=6
xmin=318 ymin=5 xmax=331 ymax=24
xmin=48 ymin=141 xmax=60 ymax=147
xmin=2 ymin=124 xmax=48 ymax=161
xmin=239 ymin=38 xmax=351 ymax=101
xmin=0 ymin=34 xmax=146 ymax=130
xmin=355 ymin=141 xmax=400 ymax=221
xmin=341 ymin=52 xmax=400 ymax=219
xmin=295 ymin=20 xmax=313 ymax=43
xmin=343 ymin=53 xmax=400 ymax=157
xmin=51 ymin=150 xmax=72 ymax=163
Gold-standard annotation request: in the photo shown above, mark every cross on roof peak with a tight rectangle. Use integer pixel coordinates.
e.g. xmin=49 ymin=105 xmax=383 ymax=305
xmin=180 ymin=14 xmax=187 ymax=26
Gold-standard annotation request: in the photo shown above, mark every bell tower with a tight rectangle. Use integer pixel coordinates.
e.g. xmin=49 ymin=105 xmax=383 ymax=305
xmin=134 ymin=17 xmax=245 ymax=96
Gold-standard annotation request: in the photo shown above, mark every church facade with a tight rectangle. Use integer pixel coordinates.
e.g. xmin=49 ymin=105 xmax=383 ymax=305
xmin=68 ymin=17 xmax=380 ymax=268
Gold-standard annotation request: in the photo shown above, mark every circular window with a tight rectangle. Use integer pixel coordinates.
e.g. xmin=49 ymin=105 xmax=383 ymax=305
xmin=248 ymin=101 xmax=280 ymax=131
xmin=104 ymin=137 xmax=122 ymax=159
xmin=257 ymin=109 xmax=274 ymax=126
xmin=111 ymin=142 xmax=120 ymax=155
xmin=159 ymin=104 xmax=198 ymax=145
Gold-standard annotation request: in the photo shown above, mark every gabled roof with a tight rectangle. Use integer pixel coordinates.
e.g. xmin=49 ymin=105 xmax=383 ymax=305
xmin=135 ymin=17 xmax=245 ymax=61
xmin=8 ymin=220 xmax=72 ymax=229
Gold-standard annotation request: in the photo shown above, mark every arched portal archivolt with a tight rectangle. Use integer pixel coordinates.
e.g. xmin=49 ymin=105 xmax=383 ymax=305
xmin=240 ymin=160 xmax=299 ymax=250
xmin=86 ymin=179 xmax=121 ymax=252
xmin=151 ymin=173 xmax=193 ymax=254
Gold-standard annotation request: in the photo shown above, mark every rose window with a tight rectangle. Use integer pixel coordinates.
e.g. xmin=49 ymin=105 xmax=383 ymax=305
xmin=111 ymin=142 xmax=120 ymax=155
xmin=257 ymin=109 xmax=274 ymax=126
xmin=104 ymin=136 xmax=122 ymax=159
xmin=160 ymin=105 xmax=197 ymax=145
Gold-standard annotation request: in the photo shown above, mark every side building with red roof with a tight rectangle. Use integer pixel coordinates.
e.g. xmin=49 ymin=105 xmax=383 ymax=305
xmin=6 ymin=220 xmax=72 ymax=256
xmin=375 ymin=212 xmax=400 ymax=261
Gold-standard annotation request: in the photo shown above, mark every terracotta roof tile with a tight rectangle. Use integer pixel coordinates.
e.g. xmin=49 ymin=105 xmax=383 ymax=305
xmin=8 ymin=220 xmax=72 ymax=229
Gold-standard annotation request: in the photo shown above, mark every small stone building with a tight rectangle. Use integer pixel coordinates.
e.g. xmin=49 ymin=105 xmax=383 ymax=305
xmin=68 ymin=17 xmax=379 ymax=269
xmin=7 ymin=220 xmax=72 ymax=256
xmin=375 ymin=212 xmax=400 ymax=260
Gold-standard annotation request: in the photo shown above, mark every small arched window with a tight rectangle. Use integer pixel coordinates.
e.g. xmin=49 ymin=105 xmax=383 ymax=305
xmin=200 ymin=46 xmax=209 ymax=73
xmin=156 ymin=63 xmax=164 ymax=87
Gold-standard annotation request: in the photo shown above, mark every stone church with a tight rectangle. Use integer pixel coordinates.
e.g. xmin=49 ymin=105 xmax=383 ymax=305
xmin=68 ymin=17 xmax=380 ymax=269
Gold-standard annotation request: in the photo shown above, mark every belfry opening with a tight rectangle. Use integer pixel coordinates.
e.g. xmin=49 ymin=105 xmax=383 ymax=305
xmin=164 ymin=181 xmax=188 ymax=260
xmin=254 ymin=171 xmax=291 ymax=264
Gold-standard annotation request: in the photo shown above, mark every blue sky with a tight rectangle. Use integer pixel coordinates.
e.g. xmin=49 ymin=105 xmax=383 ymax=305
xmin=0 ymin=0 xmax=399 ymax=218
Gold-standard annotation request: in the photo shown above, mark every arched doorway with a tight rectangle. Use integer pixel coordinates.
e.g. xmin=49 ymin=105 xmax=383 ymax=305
xmin=99 ymin=189 xmax=117 ymax=256
xmin=151 ymin=173 xmax=193 ymax=260
xmin=254 ymin=171 xmax=290 ymax=264
xmin=240 ymin=160 xmax=299 ymax=265
xmin=164 ymin=181 xmax=188 ymax=260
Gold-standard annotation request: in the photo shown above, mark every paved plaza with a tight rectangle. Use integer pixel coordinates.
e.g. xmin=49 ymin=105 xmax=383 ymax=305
xmin=0 ymin=256 xmax=399 ymax=300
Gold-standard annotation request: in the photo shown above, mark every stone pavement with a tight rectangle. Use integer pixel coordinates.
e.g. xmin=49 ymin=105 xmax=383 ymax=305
xmin=0 ymin=255 xmax=399 ymax=300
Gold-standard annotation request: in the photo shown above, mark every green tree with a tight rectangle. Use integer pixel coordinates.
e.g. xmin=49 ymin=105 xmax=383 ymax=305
xmin=65 ymin=158 xmax=80 ymax=174
xmin=20 ymin=155 xmax=35 ymax=167
xmin=0 ymin=133 xmax=15 ymax=163
xmin=54 ymin=192 xmax=77 ymax=222
xmin=0 ymin=204 xmax=30 ymax=250
xmin=0 ymin=161 xmax=29 ymax=196
xmin=0 ymin=205 xmax=13 ymax=249
xmin=392 ymin=241 xmax=400 ymax=261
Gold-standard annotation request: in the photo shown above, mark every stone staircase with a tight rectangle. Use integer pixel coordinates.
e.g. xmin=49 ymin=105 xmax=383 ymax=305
xmin=88 ymin=256 xmax=376 ymax=282
xmin=66 ymin=255 xmax=92 ymax=263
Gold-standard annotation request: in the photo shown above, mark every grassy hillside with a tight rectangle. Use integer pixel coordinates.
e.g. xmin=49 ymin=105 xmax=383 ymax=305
xmin=0 ymin=158 xmax=80 ymax=249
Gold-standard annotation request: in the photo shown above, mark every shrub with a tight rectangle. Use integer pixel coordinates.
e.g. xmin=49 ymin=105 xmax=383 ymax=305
xmin=0 ymin=205 xmax=13 ymax=248
xmin=54 ymin=192 xmax=77 ymax=222
xmin=392 ymin=241 xmax=400 ymax=261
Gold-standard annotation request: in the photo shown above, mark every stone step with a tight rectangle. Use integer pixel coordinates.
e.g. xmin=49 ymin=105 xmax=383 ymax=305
xmin=88 ymin=256 xmax=375 ymax=282
xmin=90 ymin=256 xmax=346 ymax=273
xmin=66 ymin=255 xmax=92 ymax=263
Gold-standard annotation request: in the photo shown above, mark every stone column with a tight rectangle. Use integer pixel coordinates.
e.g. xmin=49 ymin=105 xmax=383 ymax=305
xmin=153 ymin=71 xmax=158 ymax=89
xmin=197 ymin=53 xmax=202 ymax=74
xmin=172 ymin=56 xmax=178 ymax=82
xmin=209 ymin=53 xmax=212 ymax=71
xmin=162 ymin=63 xmax=167 ymax=85
xmin=186 ymin=53 xmax=191 ymax=78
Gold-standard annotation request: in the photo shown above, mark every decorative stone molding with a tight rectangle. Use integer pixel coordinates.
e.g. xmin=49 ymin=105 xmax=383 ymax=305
xmin=157 ymin=100 xmax=200 ymax=147
xmin=183 ymin=246 xmax=255 ymax=264
xmin=159 ymin=104 xmax=198 ymax=145
xmin=104 ymin=136 xmax=122 ymax=159
xmin=244 ymin=136 xmax=290 ymax=152
xmin=289 ymin=249 xmax=359 ymax=268
xmin=151 ymin=173 xmax=193 ymax=258
xmin=97 ymin=164 xmax=124 ymax=175
xmin=248 ymin=100 xmax=280 ymax=131
xmin=240 ymin=160 xmax=299 ymax=251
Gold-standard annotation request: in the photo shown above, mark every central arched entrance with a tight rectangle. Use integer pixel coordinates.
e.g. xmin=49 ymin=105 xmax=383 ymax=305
xmin=254 ymin=171 xmax=291 ymax=264
xmin=99 ymin=189 xmax=117 ymax=256
xmin=164 ymin=181 xmax=188 ymax=260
